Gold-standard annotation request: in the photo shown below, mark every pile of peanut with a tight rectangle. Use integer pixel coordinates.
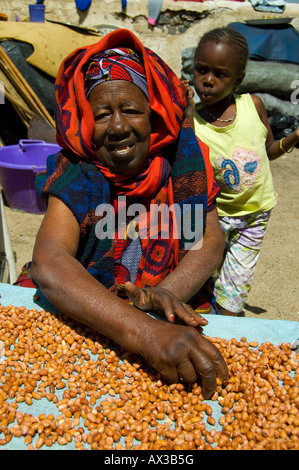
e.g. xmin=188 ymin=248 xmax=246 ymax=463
xmin=0 ymin=304 xmax=298 ymax=450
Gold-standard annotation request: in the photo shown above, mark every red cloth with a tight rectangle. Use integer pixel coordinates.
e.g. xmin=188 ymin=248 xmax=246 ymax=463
xmin=54 ymin=29 xmax=190 ymax=276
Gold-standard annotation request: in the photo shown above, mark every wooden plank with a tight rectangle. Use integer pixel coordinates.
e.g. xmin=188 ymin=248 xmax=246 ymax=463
xmin=0 ymin=68 xmax=32 ymax=127
xmin=0 ymin=45 xmax=55 ymax=128
xmin=0 ymin=72 xmax=30 ymax=127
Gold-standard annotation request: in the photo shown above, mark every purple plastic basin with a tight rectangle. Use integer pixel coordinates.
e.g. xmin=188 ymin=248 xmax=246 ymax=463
xmin=0 ymin=140 xmax=61 ymax=214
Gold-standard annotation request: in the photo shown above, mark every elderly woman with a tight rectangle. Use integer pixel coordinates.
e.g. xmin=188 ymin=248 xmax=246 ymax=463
xmin=31 ymin=29 xmax=228 ymax=398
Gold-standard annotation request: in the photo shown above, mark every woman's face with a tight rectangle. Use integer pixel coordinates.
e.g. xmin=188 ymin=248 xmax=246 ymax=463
xmin=88 ymin=80 xmax=152 ymax=176
xmin=193 ymin=40 xmax=244 ymax=106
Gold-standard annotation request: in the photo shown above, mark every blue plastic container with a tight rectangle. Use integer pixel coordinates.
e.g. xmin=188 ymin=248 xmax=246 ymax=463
xmin=0 ymin=140 xmax=61 ymax=213
xmin=29 ymin=4 xmax=45 ymax=23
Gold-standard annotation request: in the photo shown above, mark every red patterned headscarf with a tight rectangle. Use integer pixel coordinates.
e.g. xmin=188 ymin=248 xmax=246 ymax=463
xmin=84 ymin=47 xmax=149 ymax=101
xmin=54 ymin=28 xmax=186 ymax=171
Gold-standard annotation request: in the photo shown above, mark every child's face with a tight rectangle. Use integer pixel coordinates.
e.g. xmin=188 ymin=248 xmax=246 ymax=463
xmin=193 ymin=40 xmax=245 ymax=106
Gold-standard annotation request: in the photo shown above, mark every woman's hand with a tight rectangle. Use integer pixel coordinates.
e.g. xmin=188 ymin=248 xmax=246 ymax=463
xmin=124 ymin=281 xmax=208 ymax=327
xmin=137 ymin=317 xmax=228 ymax=399
xmin=125 ymin=282 xmax=228 ymax=399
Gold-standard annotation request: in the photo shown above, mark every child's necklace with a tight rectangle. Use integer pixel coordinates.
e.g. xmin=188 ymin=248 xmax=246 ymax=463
xmin=203 ymin=106 xmax=236 ymax=123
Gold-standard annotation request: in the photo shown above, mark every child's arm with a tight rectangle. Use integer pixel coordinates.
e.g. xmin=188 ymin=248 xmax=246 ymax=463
xmin=251 ymin=94 xmax=299 ymax=161
xmin=182 ymin=80 xmax=195 ymax=129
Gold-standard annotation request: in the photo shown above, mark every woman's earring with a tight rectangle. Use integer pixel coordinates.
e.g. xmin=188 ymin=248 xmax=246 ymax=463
xmin=91 ymin=142 xmax=96 ymax=151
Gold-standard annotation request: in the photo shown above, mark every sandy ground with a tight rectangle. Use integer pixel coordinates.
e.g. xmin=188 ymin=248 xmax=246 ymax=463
xmin=3 ymin=148 xmax=299 ymax=322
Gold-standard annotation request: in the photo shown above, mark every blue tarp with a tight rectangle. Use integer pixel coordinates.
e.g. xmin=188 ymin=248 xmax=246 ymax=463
xmin=249 ymin=0 xmax=286 ymax=13
xmin=0 ymin=283 xmax=298 ymax=450
xmin=0 ymin=283 xmax=298 ymax=345
xmin=229 ymin=21 xmax=299 ymax=64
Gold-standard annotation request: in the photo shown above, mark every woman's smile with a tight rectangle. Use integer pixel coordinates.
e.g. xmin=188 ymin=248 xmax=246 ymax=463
xmin=108 ymin=141 xmax=135 ymax=156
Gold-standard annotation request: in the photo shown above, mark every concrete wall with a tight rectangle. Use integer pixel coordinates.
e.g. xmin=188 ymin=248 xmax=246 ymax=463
xmin=1 ymin=0 xmax=298 ymax=75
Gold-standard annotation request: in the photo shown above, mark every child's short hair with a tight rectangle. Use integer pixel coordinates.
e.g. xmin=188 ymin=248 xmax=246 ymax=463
xmin=196 ymin=27 xmax=249 ymax=73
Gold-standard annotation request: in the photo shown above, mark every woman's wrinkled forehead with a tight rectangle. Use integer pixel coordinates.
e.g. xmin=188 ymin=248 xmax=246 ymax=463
xmin=84 ymin=47 xmax=149 ymax=101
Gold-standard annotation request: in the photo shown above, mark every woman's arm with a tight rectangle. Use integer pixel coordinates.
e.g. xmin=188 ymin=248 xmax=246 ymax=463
xmin=31 ymin=196 xmax=228 ymax=397
xmin=31 ymin=195 xmax=151 ymax=353
xmin=251 ymin=94 xmax=299 ymax=160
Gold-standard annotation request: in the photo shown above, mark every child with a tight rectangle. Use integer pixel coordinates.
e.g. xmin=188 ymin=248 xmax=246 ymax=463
xmin=185 ymin=27 xmax=299 ymax=316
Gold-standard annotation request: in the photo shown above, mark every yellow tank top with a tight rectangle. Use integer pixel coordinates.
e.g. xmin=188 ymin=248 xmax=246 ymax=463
xmin=194 ymin=93 xmax=277 ymax=217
